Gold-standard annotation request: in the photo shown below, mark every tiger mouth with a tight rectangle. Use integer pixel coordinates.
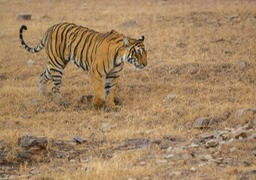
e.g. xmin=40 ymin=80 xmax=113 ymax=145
xmin=127 ymin=58 xmax=145 ymax=69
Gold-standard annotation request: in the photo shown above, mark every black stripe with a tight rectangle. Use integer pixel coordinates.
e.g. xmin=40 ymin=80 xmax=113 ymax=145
xmin=105 ymin=85 xmax=112 ymax=89
xmin=54 ymin=24 xmax=65 ymax=57
xmin=113 ymin=47 xmax=123 ymax=66
xmin=110 ymin=66 xmax=123 ymax=75
xmin=59 ymin=23 xmax=74 ymax=59
xmin=68 ymin=28 xmax=82 ymax=60
xmin=103 ymin=60 xmax=108 ymax=75
xmin=80 ymin=31 xmax=93 ymax=65
xmin=53 ymin=82 xmax=62 ymax=86
xmin=106 ymin=75 xmax=119 ymax=79
xmin=89 ymin=33 xmax=100 ymax=64
xmin=43 ymin=74 xmax=51 ymax=80
xmin=96 ymin=64 xmax=102 ymax=77
xmin=79 ymin=61 xmax=86 ymax=71
xmin=62 ymin=25 xmax=77 ymax=60
xmin=73 ymin=30 xmax=88 ymax=59
xmin=85 ymin=32 xmax=95 ymax=64
xmin=50 ymin=68 xmax=63 ymax=75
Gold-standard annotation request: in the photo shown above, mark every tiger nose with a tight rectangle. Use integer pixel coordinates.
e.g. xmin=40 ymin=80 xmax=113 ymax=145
xmin=143 ymin=61 xmax=147 ymax=66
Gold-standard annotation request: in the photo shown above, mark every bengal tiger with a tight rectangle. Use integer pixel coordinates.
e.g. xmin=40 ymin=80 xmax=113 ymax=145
xmin=19 ymin=22 xmax=147 ymax=110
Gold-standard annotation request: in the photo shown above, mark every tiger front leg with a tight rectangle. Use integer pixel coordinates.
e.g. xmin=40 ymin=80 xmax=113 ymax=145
xmin=90 ymin=75 xmax=105 ymax=110
xmin=104 ymin=76 xmax=119 ymax=111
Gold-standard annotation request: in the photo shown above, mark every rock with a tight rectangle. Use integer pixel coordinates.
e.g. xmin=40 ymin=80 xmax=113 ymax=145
xmin=190 ymin=167 xmax=197 ymax=172
xmin=248 ymin=133 xmax=256 ymax=140
xmin=169 ymin=171 xmax=182 ymax=177
xmin=18 ymin=136 xmax=48 ymax=149
xmin=202 ymin=133 xmax=215 ymax=140
xmin=219 ymin=131 xmax=231 ymax=141
xmin=201 ymin=154 xmax=213 ymax=161
xmin=219 ymin=143 xmax=231 ymax=155
xmin=204 ymin=139 xmax=219 ymax=148
xmin=167 ymin=146 xmax=185 ymax=154
xmin=17 ymin=14 xmax=32 ymax=20
xmin=165 ymin=154 xmax=175 ymax=159
xmin=142 ymin=176 xmax=151 ymax=180
xmin=156 ymin=159 xmax=168 ymax=164
xmin=194 ymin=117 xmax=213 ymax=128
xmin=236 ymin=59 xmax=248 ymax=68
xmin=165 ymin=94 xmax=176 ymax=103
xmin=180 ymin=153 xmax=191 ymax=160
xmin=73 ymin=136 xmax=86 ymax=144
xmin=232 ymin=129 xmax=248 ymax=139
xmin=123 ymin=138 xmax=152 ymax=149
xmin=139 ymin=161 xmax=146 ymax=166
xmin=189 ymin=143 xmax=199 ymax=148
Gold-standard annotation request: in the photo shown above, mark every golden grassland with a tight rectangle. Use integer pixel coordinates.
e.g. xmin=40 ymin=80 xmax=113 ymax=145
xmin=0 ymin=0 xmax=256 ymax=179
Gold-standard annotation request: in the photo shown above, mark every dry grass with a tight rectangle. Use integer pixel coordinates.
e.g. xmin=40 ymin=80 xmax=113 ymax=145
xmin=0 ymin=0 xmax=256 ymax=179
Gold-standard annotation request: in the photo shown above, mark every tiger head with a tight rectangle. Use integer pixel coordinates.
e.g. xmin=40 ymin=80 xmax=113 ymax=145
xmin=123 ymin=36 xmax=147 ymax=69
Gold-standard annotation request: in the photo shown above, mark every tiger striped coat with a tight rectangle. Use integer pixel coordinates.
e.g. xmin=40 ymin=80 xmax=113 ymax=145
xmin=19 ymin=23 xmax=147 ymax=110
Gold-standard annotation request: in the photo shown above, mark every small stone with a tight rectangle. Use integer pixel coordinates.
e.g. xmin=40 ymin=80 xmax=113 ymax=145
xmin=181 ymin=153 xmax=191 ymax=160
xmin=201 ymin=154 xmax=213 ymax=161
xmin=220 ymin=132 xmax=230 ymax=141
xmin=73 ymin=136 xmax=86 ymax=144
xmin=156 ymin=159 xmax=168 ymax=164
xmin=233 ymin=130 xmax=248 ymax=139
xmin=165 ymin=94 xmax=176 ymax=103
xmin=189 ymin=143 xmax=199 ymax=148
xmin=190 ymin=167 xmax=197 ymax=171
xmin=220 ymin=143 xmax=230 ymax=155
xmin=165 ymin=154 xmax=175 ymax=159
xmin=202 ymin=133 xmax=215 ymax=140
xmin=167 ymin=146 xmax=185 ymax=154
xmin=139 ymin=161 xmax=146 ymax=166
xmin=194 ymin=117 xmax=213 ymax=128
xmin=169 ymin=171 xmax=182 ymax=177
xmin=70 ymin=159 xmax=76 ymax=163
xmin=142 ymin=177 xmax=151 ymax=180
xmin=17 ymin=14 xmax=32 ymax=20
xmin=248 ymin=133 xmax=256 ymax=140
xmin=228 ymin=138 xmax=236 ymax=143
xmin=204 ymin=139 xmax=219 ymax=148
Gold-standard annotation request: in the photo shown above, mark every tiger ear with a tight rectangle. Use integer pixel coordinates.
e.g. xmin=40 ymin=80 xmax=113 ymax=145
xmin=138 ymin=36 xmax=144 ymax=42
xmin=123 ymin=38 xmax=129 ymax=47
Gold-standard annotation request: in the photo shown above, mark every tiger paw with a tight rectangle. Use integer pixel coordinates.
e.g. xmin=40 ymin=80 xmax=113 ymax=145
xmin=104 ymin=103 xmax=119 ymax=112
xmin=53 ymin=93 xmax=68 ymax=107
xmin=93 ymin=98 xmax=104 ymax=110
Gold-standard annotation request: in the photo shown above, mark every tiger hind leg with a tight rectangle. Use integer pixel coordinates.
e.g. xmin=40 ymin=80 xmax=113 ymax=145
xmin=50 ymin=65 xmax=68 ymax=106
xmin=39 ymin=65 xmax=51 ymax=96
